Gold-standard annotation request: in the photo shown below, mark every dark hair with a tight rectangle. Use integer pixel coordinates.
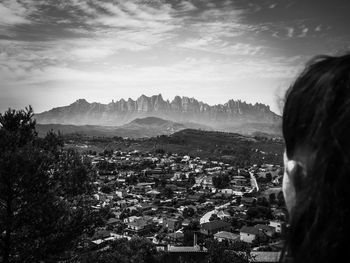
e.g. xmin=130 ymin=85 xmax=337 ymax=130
xmin=282 ymin=54 xmax=350 ymax=263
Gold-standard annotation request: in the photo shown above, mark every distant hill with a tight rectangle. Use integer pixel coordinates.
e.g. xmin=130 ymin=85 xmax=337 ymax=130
xmin=128 ymin=117 xmax=174 ymax=126
xmin=36 ymin=117 xmax=204 ymax=138
xmin=152 ymin=129 xmax=283 ymax=165
xmin=34 ymin=94 xmax=281 ymax=135
xmin=64 ymin=129 xmax=284 ymax=165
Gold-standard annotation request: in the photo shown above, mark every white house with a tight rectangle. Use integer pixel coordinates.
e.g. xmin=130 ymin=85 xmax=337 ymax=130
xmin=269 ymin=221 xmax=284 ymax=234
xmin=240 ymin=226 xmax=261 ymax=243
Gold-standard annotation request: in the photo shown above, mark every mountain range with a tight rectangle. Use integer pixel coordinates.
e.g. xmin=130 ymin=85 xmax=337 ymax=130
xmin=35 ymin=94 xmax=281 ymax=135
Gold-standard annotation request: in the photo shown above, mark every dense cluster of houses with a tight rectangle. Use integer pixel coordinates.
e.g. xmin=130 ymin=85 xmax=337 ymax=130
xmin=85 ymin=150 xmax=286 ymax=261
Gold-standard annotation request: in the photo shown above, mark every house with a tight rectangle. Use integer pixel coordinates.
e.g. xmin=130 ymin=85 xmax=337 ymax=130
xmin=92 ymin=229 xmax=111 ymax=241
xmin=200 ymin=220 xmax=231 ymax=236
xmin=255 ymin=224 xmax=276 ymax=237
xmin=138 ymin=202 xmax=153 ymax=212
xmin=107 ymin=218 xmax=120 ymax=226
xmin=202 ymin=176 xmax=214 ymax=189
xmin=241 ymin=196 xmax=256 ymax=206
xmin=214 ymin=231 xmax=240 ymax=243
xmin=217 ymin=210 xmax=231 ymax=220
xmin=163 ymin=218 xmax=182 ymax=232
xmin=125 ymin=218 xmax=153 ymax=235
xmin=240 ymin=226 xmax=261 ymax=243
xmin=194 ymin=175 xmax=214 ymax=189
xmin=269 ymin=220 xmax=285 ymax=234
xmin=182 ymin=219 xmax=191 ymax=228
xmin=220 ymin=188 xmax=234 ymax=195
xmin=250 ymin=251 xmax=281 ymax=262
xmin=124 ymin=216 xmax=141 ymax=223
xmin=146 ymin=190 xmax=161 ymax=197
xmin=133 ymin=182 xmax=155 ymax=194
xmin=187 ymin=194 xmax=202 ymax=203
xmin=115 ymin=190 xmax=127 ymax=198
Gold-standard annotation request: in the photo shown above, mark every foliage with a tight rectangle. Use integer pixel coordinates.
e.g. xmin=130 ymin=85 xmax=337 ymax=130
xmin=205 ymin=239 xmax=251 ymax=263
xmin=256 ymin=197 xmax=269 ymax=207
xmin=182 ymin=207 xmax=195 ymax=218
xmin=163 ymin=186 xmax=174 ymax=198
xmin=277 ymin=191 xmax=285 ymax=207
xmin=87 ymin=237 xmax=162 ymax=263
xmin=101 ymin=185 xmax=114 ymax=194
xmin=246 ymin=206 xmax=273 ymax=220
xmin=0 ymin=107 xmax=96 ymax=262
xmin=269 ymin=193 xmax=276 ymax=204
xmin=212 ymin=174 xmax=230 ymax=189
xmin=209 ymin=214 xmax=219 ymax=222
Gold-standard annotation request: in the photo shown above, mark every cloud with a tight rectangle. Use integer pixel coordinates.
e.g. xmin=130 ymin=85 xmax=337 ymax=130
xmin=0 ymin=0 xmax=31 ymax=26
xmin=178 ymin=1 xmax=197 ymax=12
xmin=176 ymin=4 xmax=262 ymax=55
xmin=70 ymin=47 xmax=115 ymax=60
xmin=299 ymin=27 xmax=309 ymax=38
xmin=287 ymin=27 xmax=295 ymax=38
xmin=0 ymin=0 xmax=313 ymax=115
xmin=179 ymin=37 xmax=263 ymax=56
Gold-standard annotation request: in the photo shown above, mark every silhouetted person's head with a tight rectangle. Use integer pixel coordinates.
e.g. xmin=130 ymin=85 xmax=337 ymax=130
xmin=282 ymin=54 xmax=350 ymax=263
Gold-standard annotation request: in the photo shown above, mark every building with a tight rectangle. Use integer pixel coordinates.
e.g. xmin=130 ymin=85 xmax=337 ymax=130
xmin=269 ymin=221 xmax=285 ymax=234
xmin=255 ymin=224 xmax=276 ymax=237
xmin=163 ymin=218 xmax=182 ymax=232
xmin=250 ymin=251 xmax=281 ymax=262
xmin=200 ymin=220 xmax=231 ymax=236
xmin=214 ymin=231 xmax=240 ymax=243
xmin=125 ymin=219 xmax=153 ymax=235
xmin=240 ymin=226 xmax=263 ymax=243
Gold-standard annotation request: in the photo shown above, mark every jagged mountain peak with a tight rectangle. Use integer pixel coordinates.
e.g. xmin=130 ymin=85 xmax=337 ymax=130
xmin=35 ymin=94 xmax=281 ymax=135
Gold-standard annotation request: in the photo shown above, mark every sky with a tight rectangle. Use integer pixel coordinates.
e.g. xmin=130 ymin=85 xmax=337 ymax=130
xmin=0 ymin=0 xmax=349 ymax=114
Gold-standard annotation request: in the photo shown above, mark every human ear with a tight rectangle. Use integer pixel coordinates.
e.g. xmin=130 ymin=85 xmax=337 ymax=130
xmin=283 ymin=159 xmax=306 ymax=214
xmin=286 ymin=160 xmax=306 ymax=190
xmin=286 ymin=160 xmax=298 ymax=176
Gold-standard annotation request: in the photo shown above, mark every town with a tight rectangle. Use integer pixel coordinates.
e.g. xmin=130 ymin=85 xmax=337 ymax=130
xmin=81 ymin=147 xmax=286 ymax=262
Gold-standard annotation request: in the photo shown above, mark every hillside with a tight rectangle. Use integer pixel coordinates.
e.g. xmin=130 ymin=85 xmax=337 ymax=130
xmin=36 ymin=117 xmax=187 ymax=138
xmin=64 ymin=129 xmax=284 ymax=166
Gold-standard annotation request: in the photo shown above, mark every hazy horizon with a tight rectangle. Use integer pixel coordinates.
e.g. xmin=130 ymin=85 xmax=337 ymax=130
xmin=1 ymin=0 xmax=349 ymax=114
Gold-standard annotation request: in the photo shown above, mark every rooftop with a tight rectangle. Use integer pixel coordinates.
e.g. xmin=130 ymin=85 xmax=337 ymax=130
xmin=214 ymin=231 xmax=240 ymax=240
xmin=240 ymin=226 xmax=261 ymax=235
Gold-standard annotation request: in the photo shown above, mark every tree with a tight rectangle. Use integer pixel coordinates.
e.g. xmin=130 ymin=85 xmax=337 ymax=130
xmin=277 ymin=191 xmax=285 ymax=207
xmin=101 ymin=185 xmax=113 ymax=194
xmin=183 ymin=207 xmax=195 ymax=218
xmin=163 ymin=186 xmax=174 ymax=199
xmin=0 ymin=107 xmax=96 ymax=262
xmin=265 ymin=172 xmax=272 ymax=182
xmin=257 ymin=197 xmax=269 ymax=207
xmin=183 ymin=220 xmax=200 ymax=246
xmin=87 ymin=237 xmax=162 ymax=263
xmin=212 ymin=174 xmax=230 ymax=189
xmin=269 ymin=193 xmax=276 ymax=204
xmin=205 ymin=239 xmax=251 ymax=263
xmin=209 ymin=214 xmax=219 ymax=221
xmin=246 ymin=206 xmax=273 ymax=220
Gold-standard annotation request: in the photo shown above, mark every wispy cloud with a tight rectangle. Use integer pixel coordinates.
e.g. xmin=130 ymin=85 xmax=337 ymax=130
xmin=0 ymin=0 xmax=33 ymax=26
xmin=0 ymin=0 xmax=348 ymax=113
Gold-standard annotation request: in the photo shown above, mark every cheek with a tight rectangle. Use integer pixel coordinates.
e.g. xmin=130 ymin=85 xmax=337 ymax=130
xmin=283 ymin=170 xmax=296 ymax=214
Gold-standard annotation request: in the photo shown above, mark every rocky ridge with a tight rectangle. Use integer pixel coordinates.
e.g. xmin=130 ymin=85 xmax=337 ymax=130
xmin=35 ymin=94 xmax=281 ymax=135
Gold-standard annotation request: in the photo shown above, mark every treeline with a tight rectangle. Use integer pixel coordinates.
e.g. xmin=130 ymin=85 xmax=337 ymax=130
xmin=0 ymin=107 xmax=105 ymax=262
